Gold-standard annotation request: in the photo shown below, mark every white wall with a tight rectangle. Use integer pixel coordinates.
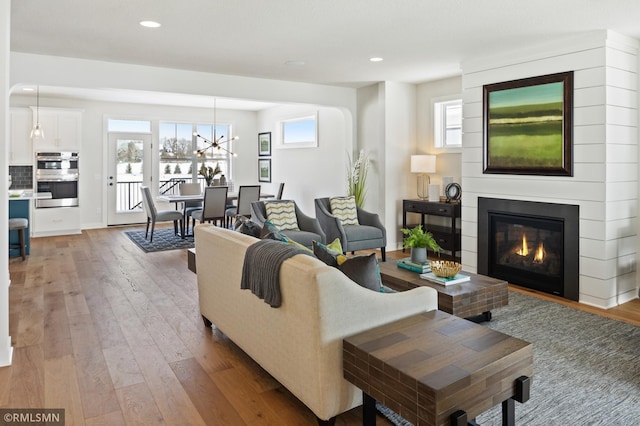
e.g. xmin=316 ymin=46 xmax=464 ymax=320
xmin=416 ymin=76 xmax=463 ymax=190
xmin=461 ymin=30 xmax=639 ymax=308
xmin=357 ymin=82 xmax=418 ymax=251
xmin=257 ymin=104 xmax=349 ymax=214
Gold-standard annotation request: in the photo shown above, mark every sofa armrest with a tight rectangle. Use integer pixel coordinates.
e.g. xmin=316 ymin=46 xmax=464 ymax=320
xmin=314 ymin=198 xmax=347 ymax=247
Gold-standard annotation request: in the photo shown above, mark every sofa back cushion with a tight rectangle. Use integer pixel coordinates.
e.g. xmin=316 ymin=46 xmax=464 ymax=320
xmin=329 ymin=196 xmax=359 ymax=226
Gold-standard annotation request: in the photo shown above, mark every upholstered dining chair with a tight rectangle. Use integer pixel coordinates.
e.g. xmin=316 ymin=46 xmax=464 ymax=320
xmin=276 ymin=182 xmax=285 ymax=200
xmin=225 ymin=185 xmax=260 ymax=227
xmin=191 ymin=186 xmax=228 ymax=228
xmin=314 ymin=196 xmax=387 ymax=261
xmin=179 ymin=182 xmax=203 ymax=235
xmin=251 ymin=200 xmax=325 ymax=248
xmin=140 ymin=186 xmax=184 ymax=242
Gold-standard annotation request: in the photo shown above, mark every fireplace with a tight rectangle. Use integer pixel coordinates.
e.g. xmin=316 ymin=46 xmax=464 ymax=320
xmin=478 ymin=197 xmax=579 ymax=300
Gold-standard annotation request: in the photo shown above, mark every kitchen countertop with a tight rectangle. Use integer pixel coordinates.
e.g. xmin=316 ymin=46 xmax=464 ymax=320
xmin=8 ymin=190 xmax=52 ymax=200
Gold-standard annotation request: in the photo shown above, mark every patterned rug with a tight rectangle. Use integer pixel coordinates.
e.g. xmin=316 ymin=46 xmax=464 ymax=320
xmin=378 ymin=291 xmax=640 ymax=425
xmin=124 ymin=228 xmax=194 ymax=253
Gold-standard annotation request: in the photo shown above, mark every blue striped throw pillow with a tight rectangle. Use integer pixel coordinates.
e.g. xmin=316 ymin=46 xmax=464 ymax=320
xmin=329 ymin=196 xmax=359 ymax=226
xmin=264 ymin=201 xmax=300 ymax=231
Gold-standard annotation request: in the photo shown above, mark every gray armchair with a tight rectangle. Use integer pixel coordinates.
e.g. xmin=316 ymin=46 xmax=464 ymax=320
xmin=251 ymin=200 xmax=326 ymax=248
xmin=314 ymin=197 xmax=386 ymax=261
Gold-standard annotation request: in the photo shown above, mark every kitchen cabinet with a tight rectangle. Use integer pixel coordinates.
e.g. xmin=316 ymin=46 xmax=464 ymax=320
xmin=9 ymin=108 xmax=33 ymax=165
xmin=32 ymin=206 xmax=81 ymax=237
xmin=9 ymin=199 xmax=31 ymax=257
xmin=30 ymin=107 xmax=82 ymax=152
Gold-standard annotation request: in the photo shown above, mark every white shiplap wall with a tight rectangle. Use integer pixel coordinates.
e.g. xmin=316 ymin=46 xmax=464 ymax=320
xmin=460 ymin=30 xmax=638 ymax=309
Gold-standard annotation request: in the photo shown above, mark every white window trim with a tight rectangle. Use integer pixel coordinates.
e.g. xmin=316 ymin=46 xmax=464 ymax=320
xmin=433 ymin=95 xmax=462 ymax=151
xmin=276 ymin=112 xmax=318 ymax=149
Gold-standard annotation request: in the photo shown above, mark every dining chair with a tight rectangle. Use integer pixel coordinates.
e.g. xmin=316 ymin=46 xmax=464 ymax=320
xmin=276 ymin=182 xmax=285 ymax=200
xmin=191 ymin=186 xmax=228 ymax=228
xmin=179 ymin=182 xmax=203 ymax=235
xmin=140 ymin=186 xmax=184 ymax=242
xmin=225 ymin=185 xmax=261 ymax=228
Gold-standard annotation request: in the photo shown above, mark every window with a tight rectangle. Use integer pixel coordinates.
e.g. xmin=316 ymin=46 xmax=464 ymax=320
xmin=107 ymin=119 xmax=151 ymax=133
xmin=159 ymin=122 xmax=232 ymax=187
xmin=434 ymin=99 xmax=462 ymax=148
xmin=279 ymin=113 xmax=318 ymax=148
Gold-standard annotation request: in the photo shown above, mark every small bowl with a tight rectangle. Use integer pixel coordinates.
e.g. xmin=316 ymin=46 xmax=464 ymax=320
xmin=430 ymin=261 xmax=462 ymax=278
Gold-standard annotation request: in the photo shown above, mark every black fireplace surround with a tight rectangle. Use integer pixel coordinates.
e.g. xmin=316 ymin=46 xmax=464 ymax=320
xmin=478 ymin=197 xmax=579 ymax=301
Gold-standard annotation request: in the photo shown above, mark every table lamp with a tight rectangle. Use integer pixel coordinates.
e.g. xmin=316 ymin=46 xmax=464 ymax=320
xmin=410 ymin=155 xmax=436 ymax=199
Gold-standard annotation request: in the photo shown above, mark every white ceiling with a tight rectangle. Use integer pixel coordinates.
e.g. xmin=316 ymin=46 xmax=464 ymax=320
xmin=10 ymin=0 xmax=640 ymax=109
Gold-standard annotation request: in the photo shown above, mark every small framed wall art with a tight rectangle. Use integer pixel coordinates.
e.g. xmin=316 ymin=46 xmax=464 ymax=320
xmin=258 ymin=132 xmax=271 ymax=156
xmin=258 ymin=158 xmax=271 ymax=182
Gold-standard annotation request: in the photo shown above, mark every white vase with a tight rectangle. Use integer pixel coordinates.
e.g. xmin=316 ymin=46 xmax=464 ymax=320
xmin=411 ymin=247 xmax=427 ymax=264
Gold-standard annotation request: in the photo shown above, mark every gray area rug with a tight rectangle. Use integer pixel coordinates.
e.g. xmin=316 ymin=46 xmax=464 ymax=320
xmin=124 ymin=228 xmax=194 ymax=253
xmin=378 ymin=291 xmax=640 ymax=425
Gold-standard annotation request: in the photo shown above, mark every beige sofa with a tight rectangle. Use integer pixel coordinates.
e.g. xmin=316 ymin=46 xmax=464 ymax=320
xmin=194 ymin=225 xmax=438 ymax=423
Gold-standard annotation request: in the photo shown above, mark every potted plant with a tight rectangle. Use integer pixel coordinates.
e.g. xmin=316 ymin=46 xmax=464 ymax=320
xmin=199 ymin=162 xmax=222 ymax=186
xmin=401 ymin=225 xmax=441 ymax=264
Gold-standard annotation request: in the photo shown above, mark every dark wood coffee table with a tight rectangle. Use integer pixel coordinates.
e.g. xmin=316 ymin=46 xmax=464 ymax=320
xmin=343 ymin=310 xmax=532 ymax=426
xmin=379 ymin=261 xmax=508 ymax=322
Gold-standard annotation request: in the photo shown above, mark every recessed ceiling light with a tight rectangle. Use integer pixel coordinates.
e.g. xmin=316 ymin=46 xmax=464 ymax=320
xmin=285 ymin=60 xmax=306 ymax=66
xmin=140 ymin=21 xmax=161 ymax=28
xmin=22 ymin=87 xmax=35 ymax=91
xmin=369 ymin=57 xmax=384 ymax=62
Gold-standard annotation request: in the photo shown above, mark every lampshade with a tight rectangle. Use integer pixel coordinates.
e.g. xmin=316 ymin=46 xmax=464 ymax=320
xmin=410 ymin=155 xmax=436 ymax=174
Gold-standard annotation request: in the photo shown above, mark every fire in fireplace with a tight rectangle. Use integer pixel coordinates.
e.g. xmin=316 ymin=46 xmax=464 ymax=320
xmin=478 ymin=197 xmax=579 ymax=300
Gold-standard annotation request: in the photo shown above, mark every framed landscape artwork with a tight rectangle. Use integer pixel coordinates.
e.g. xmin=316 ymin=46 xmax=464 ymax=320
xmin=258 ymin=132 xmax=271 ymax=156
xmin=483 ymin=71 xmax=573 ymax=176
xmin=258 ymin=158 xmax=271 ymax=182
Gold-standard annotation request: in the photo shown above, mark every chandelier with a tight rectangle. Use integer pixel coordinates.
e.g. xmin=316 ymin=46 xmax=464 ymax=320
xmin=193 ymin=98 xmax=239 ymax=157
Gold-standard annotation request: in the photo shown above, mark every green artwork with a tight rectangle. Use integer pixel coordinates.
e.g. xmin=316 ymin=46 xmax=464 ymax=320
xmin=488 ymin=82 xmax=563 ymax=168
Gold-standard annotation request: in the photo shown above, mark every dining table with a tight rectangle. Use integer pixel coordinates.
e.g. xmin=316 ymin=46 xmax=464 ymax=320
xmin=158 ymin=191 xmax=275 ymax=237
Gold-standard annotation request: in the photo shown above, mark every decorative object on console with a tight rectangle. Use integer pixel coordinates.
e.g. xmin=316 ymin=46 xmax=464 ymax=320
xmin=30 ymin=85 xmax=44 ymax=141
xmin=346 ymin=149 xmax=370 ymax=207
xmin=410 ymin=154 xmax=436 ymax=200
xmin=401 ymin=225 xmax=441 ymax=264
xmin=193 ymin=98 xmax=239 ymax=157
xmin=483 ymin=71 xmax=573 ymax=176
xmin=428 ymin=184 xmax=440 ymax=202
xmin=445 ymin=182 xmax=462 ymax=203
xmin=442 ymin=176 xmax=454 ymax=195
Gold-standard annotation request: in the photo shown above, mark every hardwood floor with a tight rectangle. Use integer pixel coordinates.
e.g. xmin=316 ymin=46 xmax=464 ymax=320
xmin=2 ymin=226 xmax=639 ymax=425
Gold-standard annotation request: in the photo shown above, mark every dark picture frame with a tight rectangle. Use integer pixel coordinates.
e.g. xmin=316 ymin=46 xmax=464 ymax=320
xmin=258 ymin=158 xmax=271 ymax=182
xmin=258 ymin=132 xmax=271 ymax=156
xmin=483 ymin=71 xmax=573 ymax=176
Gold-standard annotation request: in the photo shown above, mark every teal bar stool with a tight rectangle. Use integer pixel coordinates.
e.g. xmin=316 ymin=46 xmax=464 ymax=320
xmin=9 ymin=218 xmax=28 ymax=260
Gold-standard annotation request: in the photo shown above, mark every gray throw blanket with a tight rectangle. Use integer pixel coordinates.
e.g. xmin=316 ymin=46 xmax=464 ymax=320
xmin=241 ymin=239 xmax=313 ymax=308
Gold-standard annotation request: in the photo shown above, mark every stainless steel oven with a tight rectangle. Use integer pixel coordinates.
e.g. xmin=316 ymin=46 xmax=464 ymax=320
xmin=35 ymin=152 xmax=79 ymax=208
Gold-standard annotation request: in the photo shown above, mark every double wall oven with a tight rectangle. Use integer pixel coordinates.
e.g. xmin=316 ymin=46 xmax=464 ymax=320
xmin=35 ymin=152 xmax=79 ymax=208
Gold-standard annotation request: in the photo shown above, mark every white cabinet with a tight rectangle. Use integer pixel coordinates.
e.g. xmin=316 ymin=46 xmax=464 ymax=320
xmin=30 ymin=107 xmax=82 ymax=152
xmin=9 ymin=108 xmax=33 ymax=165
xmin=32 ymin=206 xmax=81 ymax=237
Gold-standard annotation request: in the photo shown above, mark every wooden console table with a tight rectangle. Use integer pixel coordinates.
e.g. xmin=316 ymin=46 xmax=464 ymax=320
xmin=343 ymin=310 xmax=532 ymax=426
xmin=403 ymin=199 xmax=461 ymax=262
